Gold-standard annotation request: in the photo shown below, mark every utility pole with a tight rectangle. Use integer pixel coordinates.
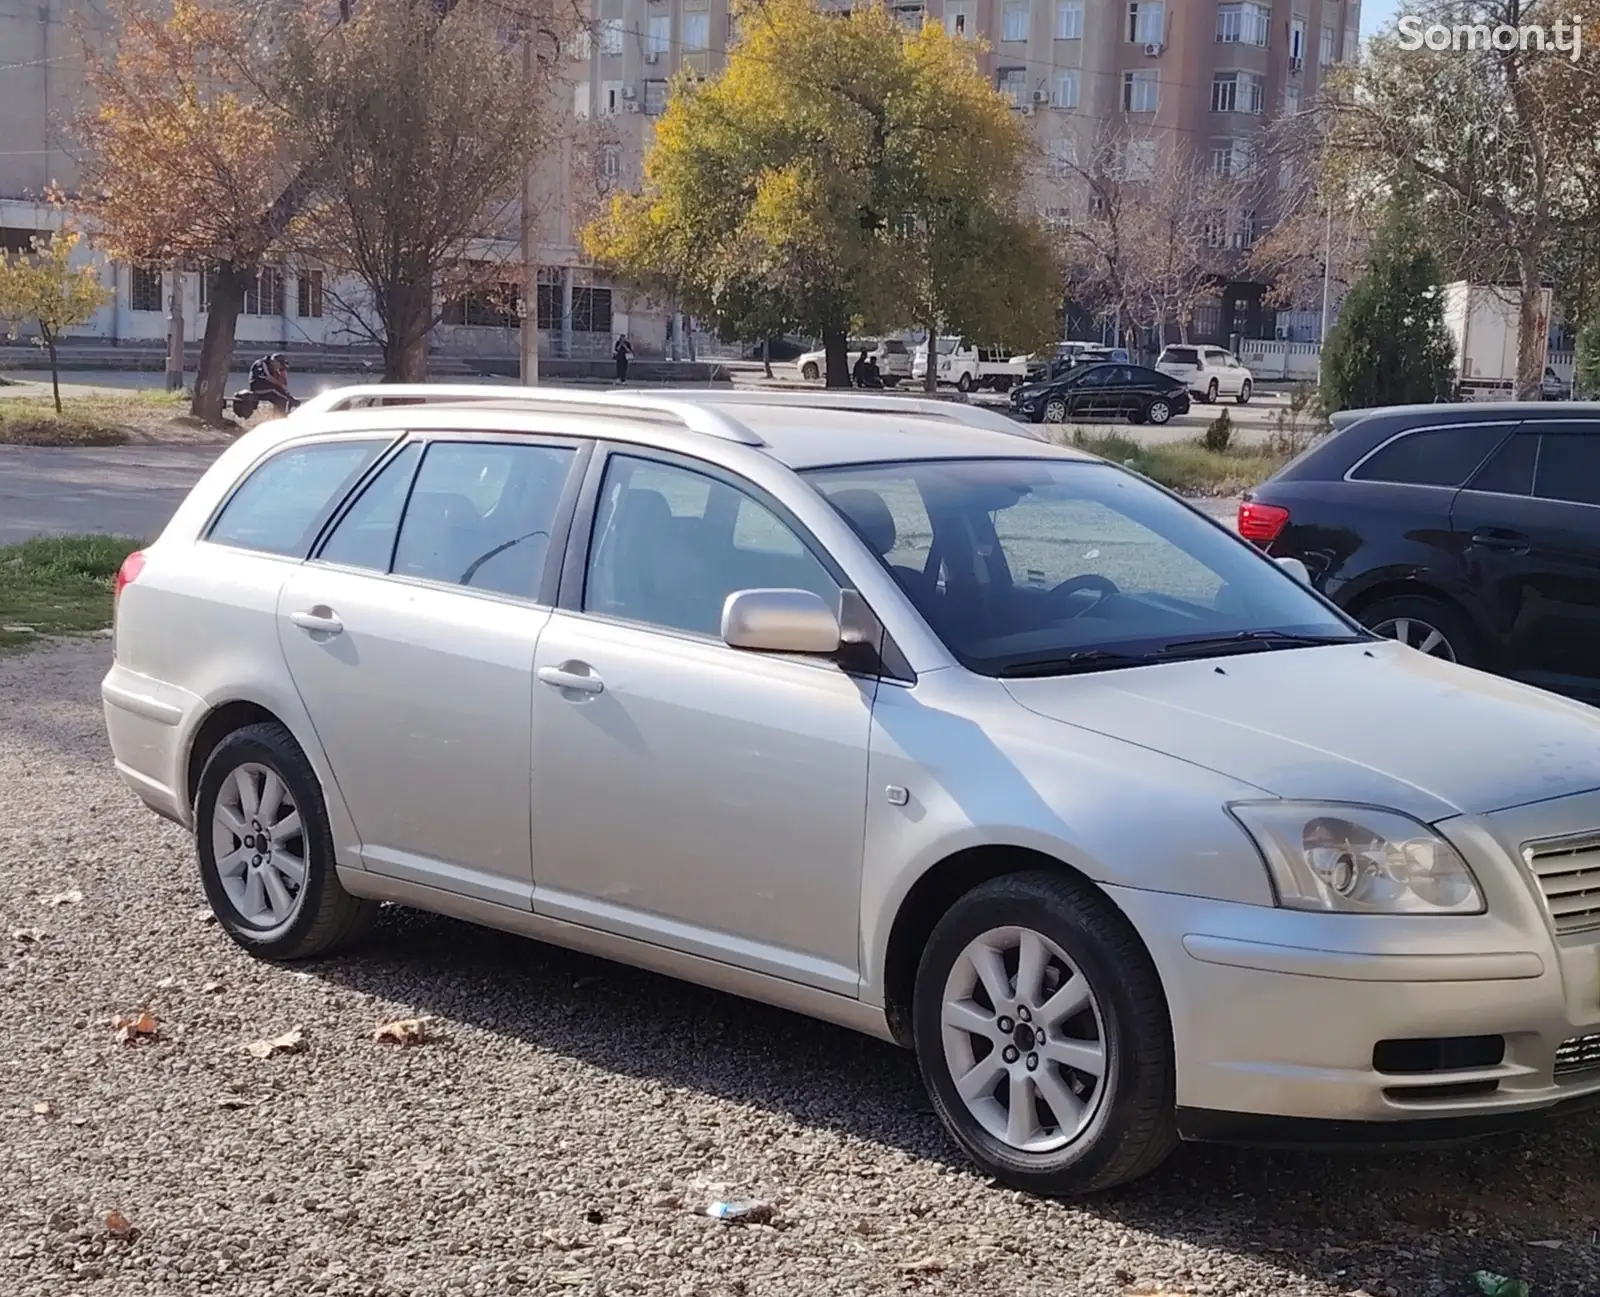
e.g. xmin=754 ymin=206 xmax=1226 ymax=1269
xmin=519 ymin=27 xmax=540 ymax=385
xmin=165 ymin=262 xmax=184 ymax=392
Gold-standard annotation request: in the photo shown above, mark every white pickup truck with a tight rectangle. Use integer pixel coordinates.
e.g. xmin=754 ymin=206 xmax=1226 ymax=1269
xmin=911 ymin=338 xmax=1030 ymax=392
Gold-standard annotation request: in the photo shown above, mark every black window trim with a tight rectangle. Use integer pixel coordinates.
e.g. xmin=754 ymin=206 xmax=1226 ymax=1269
xmin=1341 ymin=419 xmax=1517 ymax=487
xmin=307 ymin=429 xmax=593 ymax=607
xmin=556 ymin=441 xmax=914 ymax=682
xmin=200 ymin=432 xmax=403 ymax=558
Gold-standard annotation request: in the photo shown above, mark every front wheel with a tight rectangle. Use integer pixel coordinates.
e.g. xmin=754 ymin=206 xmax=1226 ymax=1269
xmin=1043 ymin=397 xmax=1068 ymax=423
xmin=1205 ymin=378 xmax=1219 ymax=403
xmin=957 ymin=372 xmax=974 ymax=393
xmin=195 ymin=721 xmax=377 ymax=960
xmin=1145 ymin=398 xmax=1172 ymax=425
xmin=800 ymin=362 xmax=820 ymax=381
xmin=1236 ymin=380 xmax=1252 ymax=405
xmin=913 ymin=871 xmax=1177 ymax=1195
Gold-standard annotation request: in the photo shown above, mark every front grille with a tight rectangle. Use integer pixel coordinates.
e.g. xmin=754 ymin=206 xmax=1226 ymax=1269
xmin=1555 ymin=1033 xmax=1600 ymax=1078
xmin=1525 ymin=832 xmax=1600 ymax=935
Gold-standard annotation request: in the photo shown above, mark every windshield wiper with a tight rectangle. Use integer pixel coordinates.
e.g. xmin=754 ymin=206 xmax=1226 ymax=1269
xmin=999 ymin=649 xmax=1161 ymax=678
xmin=1156 ymin=629 xmax=1359 ymax=657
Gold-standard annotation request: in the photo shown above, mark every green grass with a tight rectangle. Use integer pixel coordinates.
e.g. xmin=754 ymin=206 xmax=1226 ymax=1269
xmin=1058 ymin=429 xmax=1293 ymax=496
xmin=0 ymin=534 xmax=144 ymax=649
xmin=0 ymin=389 xmax=188 ymax=446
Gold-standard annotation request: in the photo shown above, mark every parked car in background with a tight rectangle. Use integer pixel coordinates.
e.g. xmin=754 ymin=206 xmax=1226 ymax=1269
xmin=911 ymin=338 xmax=1030 ymax=392
xmin=1156 ymin=346 xmax=1254 ymax=404
xmin=797 ymin=338 xmax=911 ymax=385
xmin=1011 ymin=362 xmax=1191 ymax=425
xmin=1240 ymin=402 xmax=1600 ymax=703
xmin=1542 ymin=367 xmax=1572 ymax=401
xmin=1025 ymin=344 xmax=1127 ymax=383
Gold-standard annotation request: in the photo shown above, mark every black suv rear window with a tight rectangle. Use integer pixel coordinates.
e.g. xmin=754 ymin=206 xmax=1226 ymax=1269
xmin=1348 ymin=424 xmax=1511 ymax=488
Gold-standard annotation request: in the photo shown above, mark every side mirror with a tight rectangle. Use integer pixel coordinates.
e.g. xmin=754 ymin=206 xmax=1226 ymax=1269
xmin=722 ymin=589 xmax=842 ymax=654
xmin=1275 ymin=556 xmax=1311 ymax=585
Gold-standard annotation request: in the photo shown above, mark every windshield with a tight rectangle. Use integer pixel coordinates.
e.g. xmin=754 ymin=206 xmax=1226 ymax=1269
xmin=806 ymin=458 xmax=1361 ymax=676
xmin=936 ymin=337 xmax=960 ymax=354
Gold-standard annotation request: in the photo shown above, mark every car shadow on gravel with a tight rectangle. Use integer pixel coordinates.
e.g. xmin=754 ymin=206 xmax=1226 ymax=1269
xmin=313 ymin=906 xmax=1600 ymax=1297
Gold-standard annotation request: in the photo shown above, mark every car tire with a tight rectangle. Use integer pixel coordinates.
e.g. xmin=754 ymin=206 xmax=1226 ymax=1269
xmin=1146 ymin=398 xmax=1172 ymax=425
xmin=195 ymin=721 xmax=378 ymax=961
xmin=957 ymin=372 xmax=974 ymax=393
xmin=1236 ymin=380 xmax=1252 ymax=405
xmin=1357 ymin=594 xmax=1483 ymax=668
xmin=1205 ymin=378 xmax=1218 ymax=403
xmin=1043 ymin=397 xmax=1068 ymax=423
xmin=913 ymin=869 xmax=1178 ymax=1196
xmin=801 ymin=362 xmax=820 ymax=381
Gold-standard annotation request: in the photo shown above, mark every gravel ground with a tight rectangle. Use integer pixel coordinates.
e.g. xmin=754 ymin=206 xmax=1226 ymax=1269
xmin=4 ymin=641 xmax=1599 ymax=1297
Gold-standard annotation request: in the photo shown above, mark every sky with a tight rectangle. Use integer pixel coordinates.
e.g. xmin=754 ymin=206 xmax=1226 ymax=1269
xmin=1361 ymin=0 xmax=1401 ymax=36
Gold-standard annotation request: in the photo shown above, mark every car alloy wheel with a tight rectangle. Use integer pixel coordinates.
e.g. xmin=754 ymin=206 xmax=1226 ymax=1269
xmin=1370 ymin=615 xmax=1457 ymax=662
xmin=1044 ymin=398 xmax=1068 ymax=423
xmin=1146 ymin=399 xmax=1171 ymax=425
xmin=940 ymin=926 xmax=1108 ymax=1153
xmin=212 ymin=762 xmax=307 ymax=930
xmin=1236 ymin=380 xmax=1252 ymax=405
xmin=1205 ymin=379 xmax=1219 ymax=403
xmin=801 ymin=362 xmax=819 ymax=381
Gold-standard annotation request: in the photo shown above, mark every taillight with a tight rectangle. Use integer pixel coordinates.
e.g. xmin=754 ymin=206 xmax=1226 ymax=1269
xmin=1238 ymin=501 xmax=1290 ymax=544
xmin=114 ymin=549 xmax=145 ymax=604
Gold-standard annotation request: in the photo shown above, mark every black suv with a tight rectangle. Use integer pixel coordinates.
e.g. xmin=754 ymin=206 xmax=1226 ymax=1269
xmin=1241 ymin=403 xmax=1600 ymax=703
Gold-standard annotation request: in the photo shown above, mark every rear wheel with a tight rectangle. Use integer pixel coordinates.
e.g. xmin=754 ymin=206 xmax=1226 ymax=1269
xmin=801 ymin=361 xmax=820 ymax=381
xmin=1236 ymin=380 xmax=1252 ymax=405
xmin=1205 ymin=378 xmax=1219 ymax=403
xmin=195 ymin=722 xmax=377 ymax=960
xmin=1358 ymin=595 xmax=1482 ymax=668
xmin=913 ymin=870 xmax=1177 ymax=1196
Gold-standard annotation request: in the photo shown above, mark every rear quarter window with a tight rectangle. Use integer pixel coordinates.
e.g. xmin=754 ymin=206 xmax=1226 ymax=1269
xmin=207 ymin=439 xmax=387 ymax=556
xmin=1347 ymin=424 xmax=1511 ymax=488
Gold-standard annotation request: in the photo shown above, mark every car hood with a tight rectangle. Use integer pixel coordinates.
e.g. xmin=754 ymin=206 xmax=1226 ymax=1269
xmin=1003 ymin=641 xmax=1600 ymax=820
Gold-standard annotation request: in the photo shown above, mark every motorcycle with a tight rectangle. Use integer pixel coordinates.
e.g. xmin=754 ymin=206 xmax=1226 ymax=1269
xmin=230 ymin=386 xmax=300 ymax=419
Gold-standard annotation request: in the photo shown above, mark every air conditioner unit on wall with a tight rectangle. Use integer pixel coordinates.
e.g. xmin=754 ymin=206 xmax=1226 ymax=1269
xmin=1289 ymin=54 xmax=1304 ymax=70
xmin=624 ymin=101 xmax=640 ymax=113
xmin=1031 ymin=89 xmax=1049 ymax=104
xmin=1143 ymin=41 xmax=1163 ymax=55
xmin=622 ymin=85 xmax=636 ymax=98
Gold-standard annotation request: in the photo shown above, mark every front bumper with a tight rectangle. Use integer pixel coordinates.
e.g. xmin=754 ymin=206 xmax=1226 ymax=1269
xmin=1105 ymin=801 xmax=1600 ymax=1135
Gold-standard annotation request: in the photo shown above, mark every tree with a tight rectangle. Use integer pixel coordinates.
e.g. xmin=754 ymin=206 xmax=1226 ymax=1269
xmin=1319 ymin=200 xmax=1454 ymax=412
xmin=1575 ymin=314 xmax=1600 ymax=399
xmin=77 ymin=0 xmax=311 ymax=422
xmin=584 ymin=0 xmax=1058 ymax=387
xmin=0 ymin=227 xmax=115 ymax=413
xmin=278 ymin=0 xmax=562 ymax=381
xmin=1321 ymin=0 xmax=1594 ymax=398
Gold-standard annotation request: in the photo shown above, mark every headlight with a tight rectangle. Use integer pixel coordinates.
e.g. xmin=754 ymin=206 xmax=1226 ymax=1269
xmin=1229 ymin=802 xmax=1484 ymax=915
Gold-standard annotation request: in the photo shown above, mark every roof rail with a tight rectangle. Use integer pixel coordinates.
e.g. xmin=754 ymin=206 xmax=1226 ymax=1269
xmin=291 ymin=383 xmax=765 ymax=446
xmin=706 ymin=389 xmax=1045 ymax=440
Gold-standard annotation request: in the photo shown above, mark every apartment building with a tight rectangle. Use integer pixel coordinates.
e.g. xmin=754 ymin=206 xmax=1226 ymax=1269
xmin=0 ymin=0 xmax=1359 ymax=352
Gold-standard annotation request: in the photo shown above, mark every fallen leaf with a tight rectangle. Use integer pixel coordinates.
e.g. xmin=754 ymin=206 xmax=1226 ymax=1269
xmin=155 ymin=976 xmax=177 ymax=989
xmin=32 ymin=1100 xmax=55 ymax=1118
xmin=245 ymin=1027 xmax=304 ymax=1059
xmin=1529 ymin=1239 xmax=1564 ymax=1249
xmin=201 ymin=981 xmax=224 ymax=994
xmin=551 ymin=1272 xmax=593 ymax=1287
xmin=45 ymin=888 xmax=83 ymax=907
xmin=111 ymin=1012 xmax=158 ymax=1044
xmin=215 ymin=1096 xmax=251 ymax=1110
xmin=12 ymin=928 xmax=44 ymax=943
xmin=371 ymin=1015 xmax=434 ymax=1046
xmin=898 ymin=1257 xmax=945 ymax=1274
xmin=104 ymin=1210 xmax=138 ymax=1242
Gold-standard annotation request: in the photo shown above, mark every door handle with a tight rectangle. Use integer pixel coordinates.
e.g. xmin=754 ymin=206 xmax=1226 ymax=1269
xmin=290 ymin=609 xmax=344 ymax=635
xmin=537 ymin=664 xmax=604 ymax=695
xmin=1469 ymin=528 xmax=1531 ymax=554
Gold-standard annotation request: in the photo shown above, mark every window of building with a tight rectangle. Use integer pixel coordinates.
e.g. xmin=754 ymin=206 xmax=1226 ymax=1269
xmin=1122 ymin=70 xmax=1159 ymax=113
xmin=1216 ymin=3 xmax=1269 ymax=45
xmin=536 ymin=266 xmax=560 ymax=330
xmin=1051 ymin=68 xmax=1079 ymax=108
xmin=998 ymin=67 xmax=1027 ymax=106
xmin=243 ymin=267 xmax=284 ymax=317
xmin=442 ymin=280 xmax=520 ymax=328
xmin=1046 ymin=136 xmax=1077 ymax=177
xmin=1128 ymin=1 xmax=1164 ymax=43
xmin=1284 ymin=83 xmax=1300 ymax=115
xmin=1003 ymin=0 xmax=1029 ymax=41
xmin=599 ymin=16 xmax=623 ymax=55
xmin=571 ymin=286 xmax=613 ymax=334
xmin=1320 ymin=23 xmax=1335 ymax=64
xmin=574 ymin=82 xmax=590 ymax=120
xmin=644 ymin=14 xmax=669 ymax=59
xmin=682 ymin=11 xmax=709 ymax=49
xmin=297 ymin=269 xmax=324 ymax=319
xmin=1054 ymin=0 xmax=1082 ymax=38
xmin=946 ymin=4 xmax=971 ymax=36
xmin=1289 ymin=17 xmax=1306 ymax=64
xmin=1343 ymin=27 xmax=1358 ymax=61
xmin=644 ymin=78 xmax=669 ymax=113
xmin=1211 ymin=71 xmax=1262 ymax=113
xmin=601 ymin=80 xmax=623 ymax=116
xmin=1237 ymin=209 xmax=1257 ymax=248
xmin=1277 ymin=158 xmax=1295 ymax=191
xmin=1121 ymin=138 xmax=1156 ymax=180
xmin=601 ymin=147 xmax=621 ymax=182
xmin=893 ymin=3 xmax=924 ymax=31
xmin=129 ymin=266 xmax=163 ymax=313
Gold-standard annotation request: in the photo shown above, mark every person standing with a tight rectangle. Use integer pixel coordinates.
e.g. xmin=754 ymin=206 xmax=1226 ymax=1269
xmin=614 ymin=334 xmax=633 ymax=383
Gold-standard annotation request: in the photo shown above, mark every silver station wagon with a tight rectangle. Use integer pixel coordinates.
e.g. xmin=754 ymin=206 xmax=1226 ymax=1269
xmin=104 ymin=386 xmax=1600 ymax=1194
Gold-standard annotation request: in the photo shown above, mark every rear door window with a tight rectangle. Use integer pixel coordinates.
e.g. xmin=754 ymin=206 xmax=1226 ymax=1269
xmin=1465 ymin=431 xmax=1538 ymax=497
xmin=1348 ymin=423 xmax=1512 ymax=488
xmin=207 ymin=439 xmax=388 ymax=556
xmin=1533 ymin=430 xmax=1600 ymax=506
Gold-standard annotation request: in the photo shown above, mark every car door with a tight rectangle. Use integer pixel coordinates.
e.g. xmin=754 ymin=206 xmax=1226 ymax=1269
xmin=1098 ymin=365 xmax=1137 ymax=417
xmin=277 ymin=434 xmax=587 ymax=907
xmin=528 ymin=448 xmax=876 ymax=994
xmin=1451 ymin=422 xmax=1600 ymax=701
xmin=1065 ymin=365 xmax=1106 ymax=417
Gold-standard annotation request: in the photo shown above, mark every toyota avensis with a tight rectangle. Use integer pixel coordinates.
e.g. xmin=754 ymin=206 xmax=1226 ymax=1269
xmin=104 ymin=386 xmax=1600 ymax=1195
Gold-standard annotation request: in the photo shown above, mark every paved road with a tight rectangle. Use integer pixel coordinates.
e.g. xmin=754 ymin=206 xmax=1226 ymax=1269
xmin=0 ymin=444 xmax=224 ymax=544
